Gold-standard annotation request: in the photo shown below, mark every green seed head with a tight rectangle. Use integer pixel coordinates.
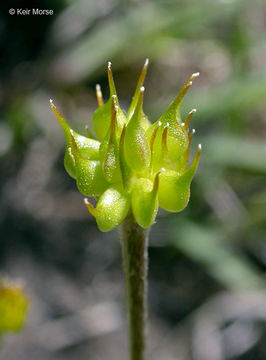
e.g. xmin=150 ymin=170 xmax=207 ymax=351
xmin=51 ymin=61 xmax=201 ymax=231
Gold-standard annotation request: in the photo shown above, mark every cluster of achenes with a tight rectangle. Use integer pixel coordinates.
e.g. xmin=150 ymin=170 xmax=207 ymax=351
xmin=51 ymin=60 xmax=201 ymax=232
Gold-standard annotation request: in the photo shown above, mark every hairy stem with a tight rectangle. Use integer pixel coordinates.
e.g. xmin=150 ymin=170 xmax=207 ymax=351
xmin=120 ymin=212 xmax=149 ymax=360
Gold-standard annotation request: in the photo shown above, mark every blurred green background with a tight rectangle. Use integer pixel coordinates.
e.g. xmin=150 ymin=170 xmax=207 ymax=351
xmin=0 ymin=0 xmax=266 ymax=359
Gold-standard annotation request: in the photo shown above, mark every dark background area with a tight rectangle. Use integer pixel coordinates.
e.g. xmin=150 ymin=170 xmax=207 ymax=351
xmin=0 ymin=1 xmax=266 ymax=359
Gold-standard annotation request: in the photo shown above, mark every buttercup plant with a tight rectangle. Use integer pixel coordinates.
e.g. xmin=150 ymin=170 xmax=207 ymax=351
xmin=50 ymin=59 xmax=201 ymax=360
xmin=0 ymin=279 xmax=28 ymax=335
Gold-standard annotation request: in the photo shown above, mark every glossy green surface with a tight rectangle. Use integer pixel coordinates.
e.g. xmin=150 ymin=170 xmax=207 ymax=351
xmin=52 ymin=62 xmax=200 ymax=231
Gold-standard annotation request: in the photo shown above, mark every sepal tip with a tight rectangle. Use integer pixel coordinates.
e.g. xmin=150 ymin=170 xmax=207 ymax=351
xmin=84 ymin=198 xmax=98 ymax=217
xmin=67 ymin=147 xmax=75 ymax=166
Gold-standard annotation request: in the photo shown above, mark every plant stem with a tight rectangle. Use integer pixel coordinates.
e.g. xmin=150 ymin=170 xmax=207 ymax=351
xmin=120 ymin=211 xmax=149 ymax=360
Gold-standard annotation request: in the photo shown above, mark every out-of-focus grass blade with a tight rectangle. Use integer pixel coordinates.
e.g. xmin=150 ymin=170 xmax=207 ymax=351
xmin=150 ymin=74 xmax=266 ymax=123
xmin=49 ymin=0 xmax=118 ymax=46
xmin=172 ymin=222 xmax=264 ymax=290
xmin=200 ymin=134 xmax=266 ymax=173
xmin=185 ymin=74 xmax=266 ymax=120
xmin=49 ymin=3 xmax=173 ymax=84
xmin=48 ymin=1 xmax=242 ymax=85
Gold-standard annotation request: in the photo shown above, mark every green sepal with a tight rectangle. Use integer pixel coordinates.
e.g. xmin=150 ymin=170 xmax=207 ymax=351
xmin=92 ymin=99 xmax=112 ymax=141
xmin=147 ymin=120 xmax=187 ymax=171
xmin=155 ymin=104 xmax=188 ymax=164
xmin=148 ymin=73 xmax=199 ymax=164
xmin=124 ymin=87 xmax=151 ymax=173
xmin=50 ymin=100 xmax=100 ymax=178
xmin=118 ymin=125 xmax=132 ymax=190
xmin=127 ymin=58 xmax=151 ymax=131
xmin=175 ymin=128 xmax=196 ymax=172
xmin=131 ymin=172 xmax=160 ymax=228
xmin=159 ymin=72 xmax=199 ymax=125
xmin=166 ymin=124 xmax=188 ymax=164
xmin=84 ymin=186 xmax=130 ymax=232
xmin=92 ymin=62 xmax=126 ymax=141
xmin=69 ymin=131 xmax=108 ymax=196
xmin=100 ymin=99 xmax=122 ymax=183
xmin=92 ymin=94 xmax=127 ymax=142
xmin=141 ymin=113 xmax=151 ymax=131
xmin=158 ymin=145 xmax=201 ymax=211
xmin=64 ymin=129 xmax=100 ymax=179
xmin=76 ymin=159 xmax=108 ymax=197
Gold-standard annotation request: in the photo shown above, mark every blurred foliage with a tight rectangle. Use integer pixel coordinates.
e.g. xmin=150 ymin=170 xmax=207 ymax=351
xmin=0 ymin=0 xmax=265 ymax=359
